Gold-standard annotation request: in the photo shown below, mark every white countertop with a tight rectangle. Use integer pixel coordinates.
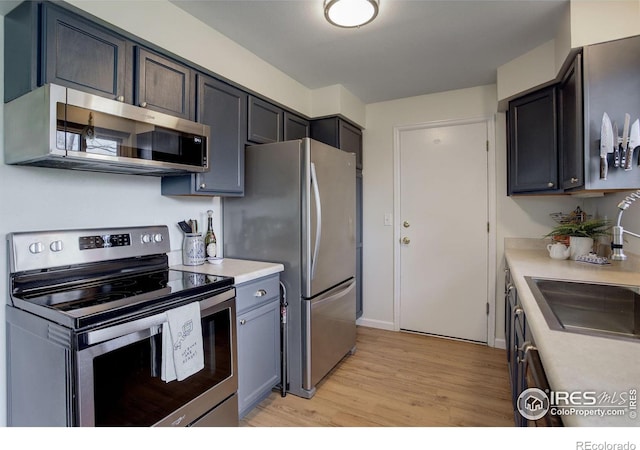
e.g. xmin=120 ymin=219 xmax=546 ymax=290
xmin=505 ymin=242 xmax=640 ymax=427
xmin=171 ymin=258 xmax=284 ymax=285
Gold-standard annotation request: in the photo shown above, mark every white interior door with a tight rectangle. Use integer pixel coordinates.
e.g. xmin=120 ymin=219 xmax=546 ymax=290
xmin=398 ymin=121 xmax=489 ymax=342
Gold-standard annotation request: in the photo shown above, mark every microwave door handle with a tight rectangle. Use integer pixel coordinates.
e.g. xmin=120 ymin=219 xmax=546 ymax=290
xmin=310 ymin=162 xmax=322 ymax=280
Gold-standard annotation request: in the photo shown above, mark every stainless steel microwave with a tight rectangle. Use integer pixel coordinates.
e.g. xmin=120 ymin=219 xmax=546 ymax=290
xmin=4 ymin=84 xmax=209 ymax=176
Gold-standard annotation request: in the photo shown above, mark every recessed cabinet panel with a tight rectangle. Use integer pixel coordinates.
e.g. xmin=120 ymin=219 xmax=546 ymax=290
xmin=284 ymin=112 xmax=310 ymax=140
xmin=508 ymin=87 xmax=559 ymax=194
xmin=339 ymin=120 xmax=363 ymax=170
xmin=161 ymin=75 xmax=246 ymax=196
xmin=559 ymin=54 xmax=584 ymax=191
xmin=135 ymin=47 xmax=193 ymax=120
xmin=43 ymin=4 xmax=126 ymax=100
xmin=247 ymin=96 xmax=283 ymax=144
xmin=194 ymin=75 xmax=246 ymax=195
xmin=310 ymin=117 xmax=363 ymax=169
xmin=236 ymin=275 xmax=281 ymax=419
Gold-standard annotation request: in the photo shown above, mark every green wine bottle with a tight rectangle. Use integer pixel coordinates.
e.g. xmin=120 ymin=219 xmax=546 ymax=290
xmin=205 ymin=209 xmax=217 ymax=258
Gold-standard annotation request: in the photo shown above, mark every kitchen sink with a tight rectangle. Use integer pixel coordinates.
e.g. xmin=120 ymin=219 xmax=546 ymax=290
xmin=525 ymin=277 xmax=640 ymax=343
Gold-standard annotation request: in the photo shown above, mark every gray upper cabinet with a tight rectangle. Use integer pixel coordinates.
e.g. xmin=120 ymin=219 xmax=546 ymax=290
xmin=135 ymin=47 xmax=194 ymax=120
xmin=559 ymin=53 xmax=584 ymax=191
xmin=247 ymin=96 xmax=283 ymax=144
xmin=161 ymin=74 xmax=247 ymax=196
xmin=310 ymin=117 xmax=363 ymax=169
xmin=284 ymin=112 xmax=310 ymax=140
xmin=5 ymin=1 xmax=127 ymax=102
xmin=507 ymin=34 xmax=640 ymax=194
xmin=507 ymin=86 xmax=559 ymax=195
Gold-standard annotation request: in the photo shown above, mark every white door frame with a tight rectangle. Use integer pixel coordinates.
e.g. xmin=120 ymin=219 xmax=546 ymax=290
xmin=392 ymin=116 xmax=497 ymax=347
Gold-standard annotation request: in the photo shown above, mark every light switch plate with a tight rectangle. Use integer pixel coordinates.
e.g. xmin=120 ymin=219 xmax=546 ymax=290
xmin=384 ymin=213 xmax=392 ymax=226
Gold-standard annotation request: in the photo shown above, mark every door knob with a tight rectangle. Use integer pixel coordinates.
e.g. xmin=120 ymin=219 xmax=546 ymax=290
xmin=403 ymin=221 xmax=410 ymax=228
xmin=401 ymin=237 xmax=410 ymax=245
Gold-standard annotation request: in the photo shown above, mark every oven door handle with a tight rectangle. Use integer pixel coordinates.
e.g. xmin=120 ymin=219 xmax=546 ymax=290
xmin=85 ymin=288 xmax=234 ymax=346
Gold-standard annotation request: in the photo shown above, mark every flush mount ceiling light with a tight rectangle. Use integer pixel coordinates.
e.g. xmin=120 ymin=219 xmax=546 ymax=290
xmin=324 ymin=0 xmax=379 ymax=28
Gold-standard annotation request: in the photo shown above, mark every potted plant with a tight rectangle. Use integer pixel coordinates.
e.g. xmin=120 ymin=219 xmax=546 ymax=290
xmin=545 ymin=218 xmax=611 ymax=260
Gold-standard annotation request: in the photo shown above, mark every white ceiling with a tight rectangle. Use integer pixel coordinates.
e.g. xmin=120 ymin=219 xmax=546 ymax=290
xmin=170 ymin=0 xmax=569 ymax=104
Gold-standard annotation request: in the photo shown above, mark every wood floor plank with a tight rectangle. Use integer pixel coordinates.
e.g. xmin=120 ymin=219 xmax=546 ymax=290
xmin=240 ymin=326 xmax=514 ymax=427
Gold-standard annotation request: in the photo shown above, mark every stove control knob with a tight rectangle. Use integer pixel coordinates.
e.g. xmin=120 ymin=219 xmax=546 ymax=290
xmin=153 ymin=233 xmax=164 ymax=243
xmin=29 ymin=242 xmax=44 ymax=254
xmin=50 ymin=240 xmax=64 ymax=252
xmin=141 ymin=234 xmax=152 ymax=244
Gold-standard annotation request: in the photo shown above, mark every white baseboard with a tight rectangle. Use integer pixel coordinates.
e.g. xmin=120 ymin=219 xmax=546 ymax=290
xmin=356 ymin=317 xmax=395 ymax=331
xmin=493 ymin=337 xmax=506 ymax=350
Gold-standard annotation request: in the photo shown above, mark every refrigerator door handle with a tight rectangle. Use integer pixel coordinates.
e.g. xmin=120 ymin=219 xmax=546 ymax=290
xmin=310 ymin=162 xmax=322 ymax=280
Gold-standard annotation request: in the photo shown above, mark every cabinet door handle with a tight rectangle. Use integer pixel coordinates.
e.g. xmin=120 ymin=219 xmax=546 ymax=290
xmin=517 ymin=342 xmax=536 ymax=363
xmin=239 ymin=319 xmax=246 ymax=325
xmin=254 ymin=289 xmax=267 ymax=297
xmin=116 ymin=95 xmax=124 ymax=102
xmin=514 ymin=306 xmax=524 ymax=316
xmin=140 ymin=101 xmax=148 ymax=108
xmin=199 ymin=183 xmax=206 ymax=189
xmin=571 ymin=177 xmax=579 ymax=184
xmin=547 ymin=182 xmax=554 ymax=188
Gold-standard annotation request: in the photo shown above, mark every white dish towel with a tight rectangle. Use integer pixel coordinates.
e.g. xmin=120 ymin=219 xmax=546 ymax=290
xmin=161 ymin=302 xmax=204 ymax=382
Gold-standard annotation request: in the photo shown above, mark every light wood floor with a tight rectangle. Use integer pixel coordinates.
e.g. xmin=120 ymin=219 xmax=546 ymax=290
xmin=240 ymin=326 xmax=514 ymax=427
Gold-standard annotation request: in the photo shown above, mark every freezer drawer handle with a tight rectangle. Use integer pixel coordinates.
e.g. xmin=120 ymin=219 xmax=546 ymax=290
xmin=254 ymin=289 xmax=267 ymax=297
xmin=311 ymin=280 xmax=355 ymax=308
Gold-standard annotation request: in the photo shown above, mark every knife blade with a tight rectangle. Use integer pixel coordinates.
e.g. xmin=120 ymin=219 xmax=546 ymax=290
xmin=621 ymin=113 xmax=631 ymax=168
xmin=600 ymin=112 xmax=613 ymax=179
xmin=626 ymin=119 xmax=640 ymax=170
xmin=613 ymin=121 xmax=620 ymax=168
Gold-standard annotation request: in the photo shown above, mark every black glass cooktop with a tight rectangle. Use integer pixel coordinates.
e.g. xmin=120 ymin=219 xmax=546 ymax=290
xmin=13 ymin=268 xmax=233 ymax=329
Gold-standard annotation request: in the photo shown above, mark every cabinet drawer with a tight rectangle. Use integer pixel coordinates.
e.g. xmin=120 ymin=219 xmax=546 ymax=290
xmin=235 ymin=275 xmax=280 ymax=314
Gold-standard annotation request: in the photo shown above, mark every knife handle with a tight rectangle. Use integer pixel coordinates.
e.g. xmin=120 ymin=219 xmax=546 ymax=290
xmin=626 ymin=146 xmax=634 ymax=170
xmin=601 ymin=156 xmax=608 ymax=179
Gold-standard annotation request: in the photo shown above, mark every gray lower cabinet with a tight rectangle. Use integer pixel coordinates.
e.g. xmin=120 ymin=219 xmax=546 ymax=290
xmin=236 ymin=274 xmax=281 ymax=418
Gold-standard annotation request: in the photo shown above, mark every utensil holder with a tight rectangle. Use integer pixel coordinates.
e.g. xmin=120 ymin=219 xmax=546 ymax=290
xmin=182 ymin=233 xmax=205 ymax=265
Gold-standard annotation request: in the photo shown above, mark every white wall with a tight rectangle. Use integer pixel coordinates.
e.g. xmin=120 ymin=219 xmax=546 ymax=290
xmin=360 ymin=85 xmax=584 ymax=337
xmin=570 ymin=0 xmax=640 ymax=48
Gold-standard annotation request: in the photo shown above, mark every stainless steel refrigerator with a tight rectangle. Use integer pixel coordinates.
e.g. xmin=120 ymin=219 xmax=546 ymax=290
xmin=223 ymin=138 xmax=356 ymax=398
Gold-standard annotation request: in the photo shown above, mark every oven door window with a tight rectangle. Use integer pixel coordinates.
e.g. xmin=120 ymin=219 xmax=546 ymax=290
xmin=89 ymin=308 xmax=232 ymax=426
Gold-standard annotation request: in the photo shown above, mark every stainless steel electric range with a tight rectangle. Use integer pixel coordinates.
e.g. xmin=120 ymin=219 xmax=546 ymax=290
xmin=6 ymin=225 xmax=238 ymax=427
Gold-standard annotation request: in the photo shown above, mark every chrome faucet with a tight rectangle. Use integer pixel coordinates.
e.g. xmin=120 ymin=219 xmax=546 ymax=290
xmin=611 ymin=189 xmax=640 ymax=260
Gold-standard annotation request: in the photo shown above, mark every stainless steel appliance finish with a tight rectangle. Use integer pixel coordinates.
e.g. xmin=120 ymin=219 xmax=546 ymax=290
xmin=526 ymin=277 xmax=640 ymax=342
xmin=4 ymin=84 xmax=210 ymax=175
xmin=6 ymin=225 xmax=238 ymax=427
xmin=224 ymin=138 xmax=356 ymax=398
